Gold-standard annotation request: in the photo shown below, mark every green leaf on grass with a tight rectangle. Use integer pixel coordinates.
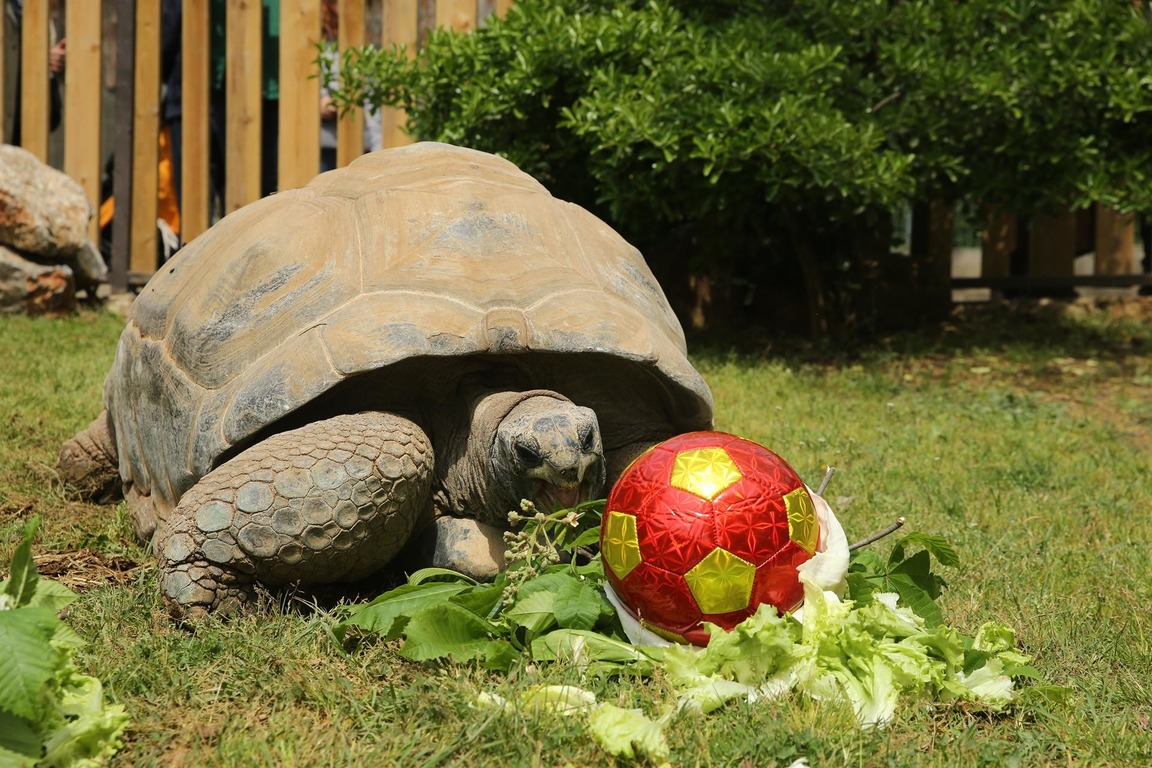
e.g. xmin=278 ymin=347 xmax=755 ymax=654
xmin=408 ymin=568 xmax=478 ymax=586
xmin=2 ymin=518 xmax=40 ymax=609
xmin=0 ymin=709 xmax=40 ymax=762
xmin=450 ymin=583 xmax=504 ymax=618
xmin=336 ymin=582 xmax=470 ymax=641
xmin=531 ymin=629 xmax=650 ymax=665
xmin=587 ymin=703 xmax=670 ymax=762
xmin=890 ymin=533 xmax=960 ymax=569
xmin=0 ymin=607 xmax=61 ymax=720
xmin=566 ymin=525 xmax=602 ymax=551
xmin=553 ymin=577 xmax=605 ymax=630
xmin=26 ymin=579 xmax=78 ymax=614
xmin=504 ymin=589 xmax=557 ymax=635
xmin=891 ymin=549 xmax=945 ymax=599
xmin=885 ymin=572 xmax=943 ymax=628
xmin=400 ymin=602 xmax=514 ymax=670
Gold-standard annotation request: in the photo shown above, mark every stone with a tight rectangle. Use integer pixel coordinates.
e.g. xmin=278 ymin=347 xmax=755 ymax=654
xmin=0 ymin=245 xmax=75 ymax=315
xmin=0 ymin=144 xmax=107 ymax=287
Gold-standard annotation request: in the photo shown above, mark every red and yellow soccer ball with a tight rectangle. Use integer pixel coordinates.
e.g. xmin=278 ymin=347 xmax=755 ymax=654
xmin=601 ymin=431 xmax=820 ymax=646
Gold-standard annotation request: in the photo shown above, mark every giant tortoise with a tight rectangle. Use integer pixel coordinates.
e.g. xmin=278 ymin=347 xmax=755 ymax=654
xmin=58 ymin=142 xmax=713 ymax=618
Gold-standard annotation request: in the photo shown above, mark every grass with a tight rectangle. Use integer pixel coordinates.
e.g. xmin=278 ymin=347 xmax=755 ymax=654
xmin=3 ymin=299 xmax=1152 ymax=767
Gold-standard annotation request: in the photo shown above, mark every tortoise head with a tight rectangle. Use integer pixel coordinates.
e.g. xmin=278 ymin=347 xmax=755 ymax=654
xmin=492 ymin=394 xmax=606 ymax=514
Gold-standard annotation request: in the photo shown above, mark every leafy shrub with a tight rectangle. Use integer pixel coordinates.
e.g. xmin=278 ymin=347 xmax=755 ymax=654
xmin=328 ymin=0 xmax=1152 ymax=332
xmin=0 ymin=519 xmax=129 ymax=768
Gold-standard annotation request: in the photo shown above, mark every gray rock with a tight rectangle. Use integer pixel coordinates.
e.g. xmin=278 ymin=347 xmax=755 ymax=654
xmin=0 ymin=244 xmax=75 ymax=315
xmin=0 ymin=144 xmax=107 ymax=287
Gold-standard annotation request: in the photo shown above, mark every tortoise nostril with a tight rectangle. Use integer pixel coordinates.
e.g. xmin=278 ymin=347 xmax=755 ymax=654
xmin=557 ymin=466 xmax=579 ymax=485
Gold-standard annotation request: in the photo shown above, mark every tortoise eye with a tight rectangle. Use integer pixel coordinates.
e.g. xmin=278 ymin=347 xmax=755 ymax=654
xmin=581 ymin=430 xmax=596 ymax=452
xmin=515 ymin=442 xmax=542 ymax=468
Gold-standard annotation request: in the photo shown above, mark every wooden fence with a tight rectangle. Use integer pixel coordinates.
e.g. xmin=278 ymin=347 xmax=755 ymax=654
xmin=1 ymin=0 xmax=512 ymax=292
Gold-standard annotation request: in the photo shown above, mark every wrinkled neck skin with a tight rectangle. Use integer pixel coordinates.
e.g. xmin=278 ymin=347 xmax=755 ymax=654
xmin=431 ymin=386 xmax=605 ymax=527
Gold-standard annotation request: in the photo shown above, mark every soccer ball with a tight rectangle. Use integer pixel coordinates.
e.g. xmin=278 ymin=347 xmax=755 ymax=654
xmin=601 ymin=431 xmax=819 ymax=646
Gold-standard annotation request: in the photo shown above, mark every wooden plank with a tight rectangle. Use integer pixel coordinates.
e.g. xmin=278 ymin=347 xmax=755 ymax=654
xmin=64 ymin=0 xmax=103 ymax=244
xmin=0 ymin=0 xmax=6 ymax=138
xmin=953 ymin=274 xmax=1152 ymax=290
xmin=981 ymin=210 xmax=1015 ymax=279
xmin=1095 ymin=205 xmax=1136 ymax=275
xmin=182 ymin=0 xmax=211 ymax=241
xmin=278 ymin=0 xmax=320 ymax=188
xmin=477 ymin=0 xmax=496 ymax=26
xmin=436 ymin=0 xmax=475 ymax=31
xmin=131 ymin=0 xmax=161 ymax=276
xmin=19 ymin=0 xmax=50 ymax=161
xmin=110 ymin=0 xmax=135 ymax=293
xmin=225 ymin=0 xmax=263 ymax=212
xmin=495 ymin=0 xmax=514 ymax=16
xmin=382 ymin=0 xmax=417 ymax=148
xmin=1028 ymin=211 xmax=1077 ymax=278
xmin=417 ymin=0 xmax=435 ymax=46
xmin=337 ymin=0 xmax=366 ymax=167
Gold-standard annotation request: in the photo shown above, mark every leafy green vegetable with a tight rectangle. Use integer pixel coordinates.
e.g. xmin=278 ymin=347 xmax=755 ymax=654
xmin=846 ymin=532 xmax=957 ymax=627
xmin=476 ymin=684 xmax=598 ymax=716
xmin=586 ymin=703 xmax=671 ymax=764
xmin=0 ymin=517 xmax=130 ymax=768
xmin=337 ymin=506 xmax=1064 ymax=762
xmin=334 ymin=500 xmax=631 ymax=666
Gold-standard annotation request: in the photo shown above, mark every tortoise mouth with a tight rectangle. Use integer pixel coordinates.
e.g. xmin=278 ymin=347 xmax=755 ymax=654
xmin=533 ymin=480 xmax=595 ymax=513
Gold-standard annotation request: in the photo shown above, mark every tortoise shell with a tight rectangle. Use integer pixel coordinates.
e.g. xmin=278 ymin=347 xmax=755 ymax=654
xmin=105 ymin=143 xmax=713 ymax=518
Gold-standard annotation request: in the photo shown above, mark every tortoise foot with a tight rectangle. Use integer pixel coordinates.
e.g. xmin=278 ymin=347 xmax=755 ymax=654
xmin=416 ymin=516 xmax=508 ymax=580
xmin=159 ymin=558 xmax=258 ymax=621
xmin=154 ymin=412 xmax=434 ymax=617
xmin=56 ymin=410 xmax=121 ymax=502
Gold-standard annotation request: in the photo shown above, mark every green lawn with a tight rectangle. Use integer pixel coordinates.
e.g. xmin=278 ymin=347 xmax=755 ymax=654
xmin=2 ymin=300 xmax=1151 ymax=767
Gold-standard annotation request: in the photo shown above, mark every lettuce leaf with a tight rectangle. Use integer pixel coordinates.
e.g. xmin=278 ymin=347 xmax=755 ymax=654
xmin=586 ymin=703 xmax=670 ymax=763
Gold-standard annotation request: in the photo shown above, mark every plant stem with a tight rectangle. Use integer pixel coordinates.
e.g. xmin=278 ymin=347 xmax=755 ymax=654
xmin=816 ymin=466 xmax=837 ymax=496
xmin=848 ymin=517 xmax=906 ymax=551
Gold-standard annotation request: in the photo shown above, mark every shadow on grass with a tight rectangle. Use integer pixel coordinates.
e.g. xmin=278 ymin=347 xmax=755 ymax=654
xmin=688 ymin=298 xmax=1152 ymax=368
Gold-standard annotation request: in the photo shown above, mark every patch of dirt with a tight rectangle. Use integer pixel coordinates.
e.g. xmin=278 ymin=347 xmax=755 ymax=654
xmin=33 ymin=549 xmax=141 ymax=592
xmin=0 ymin=495 xmax=37 ymax=522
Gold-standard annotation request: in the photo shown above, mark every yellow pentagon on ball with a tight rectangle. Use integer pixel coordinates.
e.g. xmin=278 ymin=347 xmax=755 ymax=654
xmin=670 ymin=447 xmax=743 ymax=501
xmin=684 ymin=547 xmax=755 ymax=614
xmin=602 ymin=510 xmax=642 ymax=580
xmin=784 ymin=486 xmax=819 ymax=554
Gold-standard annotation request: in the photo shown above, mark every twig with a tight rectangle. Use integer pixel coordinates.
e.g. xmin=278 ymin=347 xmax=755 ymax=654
xmin=866 ymin=90 xmax=903 ymax=113
xmin=815 ymin=466 xmax=836 ymax=496
xmin=848 ymin=516 xmax=906 ymax=551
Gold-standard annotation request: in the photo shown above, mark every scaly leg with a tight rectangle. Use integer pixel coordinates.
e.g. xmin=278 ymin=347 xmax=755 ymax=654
xmin=155 ymin=412 xmax=433 ymax=619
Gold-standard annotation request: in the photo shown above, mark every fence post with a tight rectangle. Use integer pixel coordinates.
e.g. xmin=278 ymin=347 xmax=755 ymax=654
xmin=981 ymin=209 xmax=1015 ymax=279
xmin=130 ymin=0 xmax=160 ymax=280
xmin=19 ymin=0 xmax=49 ymax=161
xmin=279 ymin=0 xmax=321 ymax=189
xmin=1095 ymin=205 xmax=1135 ymax=275
xmin=436 ymin=0 xmax=475 ymax=31
xmin=381 ymin=0 xmax=417 ymax=149
xmin=64 ymin=0 xmax=104 ymax=245
xmin=110 ymin=0 xmax=135 ymax=293
xmin=182 ymin=0 xmax=211 ymax=241
xmin=1029 ymin=211 xmax=1077 ymax=278
xmin=225 ymin=0 xmax=263 ymax=212
xmin=337 ymin=0 xmax=365 ymax=167
xmin=0 ymin=1 xmax=6 ymax=140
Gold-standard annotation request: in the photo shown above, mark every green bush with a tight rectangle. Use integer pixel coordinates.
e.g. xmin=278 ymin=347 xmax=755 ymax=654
xmin=328 ymin=0 xmax=1152 ymax=332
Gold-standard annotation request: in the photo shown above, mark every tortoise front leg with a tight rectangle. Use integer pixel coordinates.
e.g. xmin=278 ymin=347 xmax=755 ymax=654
xmin=154 ymin=412 xmax=433 ymax=619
